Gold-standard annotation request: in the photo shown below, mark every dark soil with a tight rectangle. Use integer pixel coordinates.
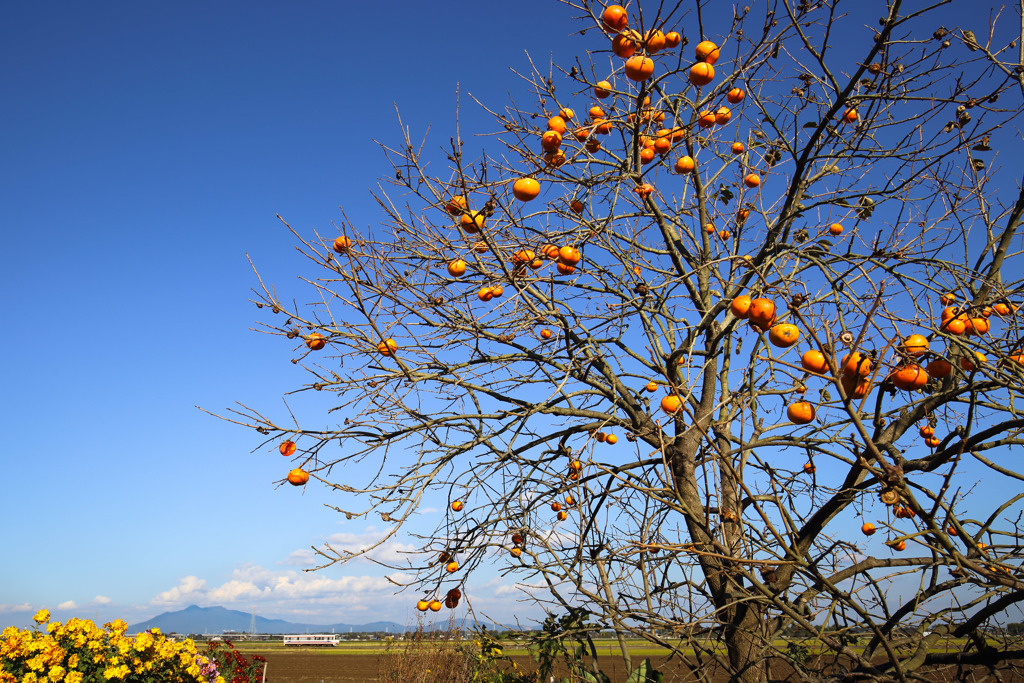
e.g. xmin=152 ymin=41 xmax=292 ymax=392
xmin=247 ymin=649 xmax=1024 ymax=682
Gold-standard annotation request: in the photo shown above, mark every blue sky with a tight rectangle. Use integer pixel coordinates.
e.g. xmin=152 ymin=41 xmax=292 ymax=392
xmin=4 ymin=0 xmax=1023 ymax=634
xmin=0 ymin=0 xmax=583 ymax=629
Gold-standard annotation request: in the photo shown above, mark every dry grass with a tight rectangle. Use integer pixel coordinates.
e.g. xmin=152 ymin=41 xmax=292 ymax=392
xmin=377 ymin=625 xmax=476 ymax=683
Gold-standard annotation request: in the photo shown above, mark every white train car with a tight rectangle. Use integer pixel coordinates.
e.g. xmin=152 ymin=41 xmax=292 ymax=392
xmin=283 ymin=634 xmax=339 ymax=647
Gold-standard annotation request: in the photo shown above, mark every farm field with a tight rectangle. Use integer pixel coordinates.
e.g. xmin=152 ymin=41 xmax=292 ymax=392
xmin=224 ymin=638 xmax=1024 ymax=682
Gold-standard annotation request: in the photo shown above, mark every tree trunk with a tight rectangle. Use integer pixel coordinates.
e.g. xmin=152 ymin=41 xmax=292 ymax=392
xmin=724 ymin=604 xmax=769 ymax=683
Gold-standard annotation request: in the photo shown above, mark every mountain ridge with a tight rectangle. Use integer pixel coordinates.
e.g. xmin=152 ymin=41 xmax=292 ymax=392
xmin=128 ymin=604 xmax=405 ymax=634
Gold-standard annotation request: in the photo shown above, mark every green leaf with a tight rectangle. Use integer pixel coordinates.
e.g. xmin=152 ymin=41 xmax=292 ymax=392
xmin=625 ymin=658 xmax=664 ymax=683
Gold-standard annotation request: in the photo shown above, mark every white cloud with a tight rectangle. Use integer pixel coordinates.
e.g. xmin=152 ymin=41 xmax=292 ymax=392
xmin=278 ymin=549 xmax=316 ymax=566
xmin=494 ymin=582 xmax=547 ymax=598
xmin=152 ymin=575 xmax=207 ymax=606
xmin=57 ymin=601 xmax=77 ymax=610
xmin=322 ymin=528 xmax=420 ymax=566
xmin=0 ymin=603 xmax=33 ymax=613
xmin=91 ymin=596 xmax=112 ymax=605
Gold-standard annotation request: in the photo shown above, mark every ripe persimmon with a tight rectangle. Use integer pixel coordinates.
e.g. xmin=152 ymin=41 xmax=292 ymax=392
xmin=540 ymin=328 xmax=553 ymax=340
xmin=674 ymin=156 xmax=695 ymax=173
xmin=416 ymin=600 xmax=430 ymax=612
xmin=697 ymin=110 xmax=716 ymax=128
xmin=510 ymin=547 xmax=522 ymax=558
xmin=645 ymin=381 xmax=658 ymax=392
xmin=660 ymin=395 xmax=683 ymax=415
xmin=828 ymin=223 xmax=843 ymax=236
xmin=612 ymin=32 xmax=637 ymax=58
xmin=770 ymin=325 xmax=798 ymax=348
xmin=927 ymin=358 xmax=953 ymax=378
xmin=624 ymin=55 xmax=655 ymax=81
xmin=688 ymin=62 xmax=715 ymax=86
xmin=447 ymin=259 xmax=467 ymax=277
xmin=446 ymin=561 xmax=459 ymax=573
xmin=512 ymin=177 xmax=541 ymax=201
xmin=744 ymin=173 xmax=761 ymax=188
xmin=279 ymin=440 xmax=297 ymax=457
xmin=731 ymin=142 xmax=745 ymax=154
xmin=550 ymin=501 xmax=562 ymax=512
xmin=903 ymin=334 xmax=929 ymax=357
xmin=451 ymin=500 xmax=464 ymax=512
xmin=890 ymin=364 xmax=928 ymax=391
xmin=606 ymin=434 xmax=618 ymax=444
xmin=541 ymin=130 xmax=563 ymax=151
xmin=965 ymin=317 xmax=990 ymax=335
xmin=478 ymin=287 xmax=493 ymax=302
xmin=287 ymin=468 xmax=309 ymax=486
xmin=557 ymin=510 xmax=568 ymax=521
xmin=843 ymin=108 xmax=858 ymax=123
xmin=841 ymin=352 xmax=872 ymax=378
xmin=332 ymin=236 xmax=352 ymax=254
xmin=747 ymin=298 xmax=776 ymax=329
xmin=461 ymin=211 xmax=485 ymax=233
xmin=919 ymin=425 xmax=935 ymax=438
xmin=594 ymin=80 xmax=612 ymax=98
xmin=429 ymin=600 xmax=443 ymax=612
xmin=544 ymin=150 xmax=567 ymax=167
xmin=512 ymin=249 xmax=535 ymax=265
xmin=547 ymin=115 xmax=567 ymax=134
xmin=445 ymin=196 xmax=467 ymax=215
xmin=862 ymin=522 xmax=876 ymax=536
xmin=556 ymin=262 xmax=576 ymax=275
xmin=635 ymin=183 xmax=655 ymax=198
xmin=664 ymin=31 xmax=681 ymax=48
xmin=601 ymin=4 xmax=628 ymax=32
xmin=730 ymin=295 xmax=752 ymax=319
xmin=961 ymin=352 xmax=986 ymax=372
xmin=645 ymin=30 xmax=666 ymax=53
xmin=378 ymin=338 xmax=398 ymax=356
xmin=694 ymin=40 xmax=720 ymax=64
xmin=306 ymin=333 xmax=326 ymax=351
xmin=801 ymin=350 xmax=828 ymax=374
xmin=716 ymin=107 xmax=732 ymax=125
xmin=559 ymin=107 xmax=575 ymax=121
xmin=840 ymin=374 xmax=872 ymax=399
xmin=558 ymin=246 xmax=581 ymax=265
xmin=787 ymin=401 xmax=815 ymax=424
xmin=727 ymin=88 xmax=745 ymax=103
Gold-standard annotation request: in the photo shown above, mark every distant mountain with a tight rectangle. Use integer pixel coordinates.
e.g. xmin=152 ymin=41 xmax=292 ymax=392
xmin=128 ymin=605 xmax=404 ymax=634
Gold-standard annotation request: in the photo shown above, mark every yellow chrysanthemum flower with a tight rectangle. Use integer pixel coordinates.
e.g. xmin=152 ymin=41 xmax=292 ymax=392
xmin=32 ymin=610 xmax=51 ymax=624
xmin=65 ymin=674 xmax=84 ymax=683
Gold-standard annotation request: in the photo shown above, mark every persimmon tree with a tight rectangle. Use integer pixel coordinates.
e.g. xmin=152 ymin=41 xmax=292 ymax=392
xmin=226 ymin=0 xmax=1024 ymax=680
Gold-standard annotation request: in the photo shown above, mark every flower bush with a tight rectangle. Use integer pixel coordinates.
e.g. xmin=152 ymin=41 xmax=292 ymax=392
xmin=203 ymin=640 xmax=266 ymax=683
xmin=0 ymin=609 xmax=225 ymax=683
